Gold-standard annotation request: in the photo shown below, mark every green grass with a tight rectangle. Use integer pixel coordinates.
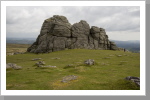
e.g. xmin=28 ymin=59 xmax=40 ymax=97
xmin=6 ymin=44 xmax=31 ymax=55
xmin=6 ymin=44 xmax=140 ymax=90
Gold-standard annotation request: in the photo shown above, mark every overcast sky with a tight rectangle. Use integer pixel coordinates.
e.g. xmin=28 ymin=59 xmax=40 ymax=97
xmin=6 ymin=6 xmax=140 ymax=41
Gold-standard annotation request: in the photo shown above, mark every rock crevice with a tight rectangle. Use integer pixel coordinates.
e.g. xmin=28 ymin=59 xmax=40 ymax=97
xmin=27 ymin=15 xmax=118 ymax=53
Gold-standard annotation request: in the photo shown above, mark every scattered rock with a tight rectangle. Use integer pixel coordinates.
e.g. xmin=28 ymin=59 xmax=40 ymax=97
xmin=61 ymin=75 xmax=78 ymax=83
xmin=66 ymin=64 xmax=74 ymax=67
xmin=13 ymin=66 xmax=22 ymax=70
xmin=46 ymin=65 xmax=56 ymax=68
xmin=125 ymin=76 xmax=140 ymax=87
xmin=35 ymin=61 xmax=45 ymax=66
xmin=32 ymin=58 xmax=42 ymax=61
xmin=51 ymin=57 xmax=60 ymax=60
xmin=27 ymin=15 xmax=119 ymax=53
xmin=117 ymin=55 xmax=122 ymax=57
xmin=6 ymin=63 xmax=22 ymax=70
xmin=64 ymin=64 xmax=75 ymax=69
xmin=7 ymin=53 xmax=14 ymax=56
xmin=14 ymin=52 xmax=24 ymax=55
xmin=84 ymin=59 xmax=95 ymax=65
xmin=37 ymin=65 xmax=56 ymax=68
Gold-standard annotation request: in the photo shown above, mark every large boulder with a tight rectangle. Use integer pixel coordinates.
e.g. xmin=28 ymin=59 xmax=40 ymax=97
xmin=71 ymin=20 xmax=90 ymax=38
xmin=27 ymin=15 xmax=118 ymax=53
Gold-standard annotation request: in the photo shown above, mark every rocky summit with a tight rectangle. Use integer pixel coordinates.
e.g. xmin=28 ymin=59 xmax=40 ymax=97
xmin=27 ymin=15 xmax=118 ymax=53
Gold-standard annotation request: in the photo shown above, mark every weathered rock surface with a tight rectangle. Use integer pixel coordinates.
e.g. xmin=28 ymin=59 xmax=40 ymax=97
xmin=61 ymin=75 xmax=78 ymax=83
xmin=84 ymin=59 xmax=95 ymax=65
xmin=125 ymin=76 xmax=140 ymax=87
xmin=14 ymin=52 xmax=24 ymax=55
xmin=27 ymin=15 xmax=118 ymax=53
xmin=35 ymin=61 xmax=45 ymax=67
xmin=37 ymin=65 xmax=56 ymax=68
xmin=32 ymin=58 xmax=42 ymax=61
xmin=6 ymin=63 xmax=22 ymax=70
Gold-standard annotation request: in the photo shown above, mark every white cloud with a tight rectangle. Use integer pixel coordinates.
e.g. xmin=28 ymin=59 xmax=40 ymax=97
xmin=107 ymin=31 xmax=140 ymax=41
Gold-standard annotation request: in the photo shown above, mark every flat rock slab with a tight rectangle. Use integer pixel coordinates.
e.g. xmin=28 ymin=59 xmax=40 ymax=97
xmin=38 ymin=65 xmax=56 ymax=68
xmin=32 ymin=58 xmax=42 ymax=61
xmin=84 ymin=59 xmax=95 ymax=65
xmin=6 ymin=63 xmax=22 ymax=70
xmin=14 ymin=52 xmax=24 ymax=55
xmin=7 ymin=53 xmax=14 ymax=56
xmin=125 ymin=76 xmax=140 ymax=87
xmin=61 ymin=75 xmax=78 ymax=83
xmin=35 ymin=61 xmax=45 ymax=66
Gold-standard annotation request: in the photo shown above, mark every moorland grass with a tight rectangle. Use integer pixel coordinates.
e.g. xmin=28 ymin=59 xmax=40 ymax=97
xmin=6 ymin=44 xmax=140 ymax=90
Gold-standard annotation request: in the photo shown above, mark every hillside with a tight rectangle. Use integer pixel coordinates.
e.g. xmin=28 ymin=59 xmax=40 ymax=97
xmin=6 ymin=38 xmax=35 ymax=44
xmin=111 ymin=40 xmax=140 ymax=53
xmin=6 ymin=44 xmax=140 ymax=90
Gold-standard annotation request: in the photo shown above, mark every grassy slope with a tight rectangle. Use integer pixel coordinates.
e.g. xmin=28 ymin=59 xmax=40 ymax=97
xmin=6 ymin=44 xmax=31 ymax=55
xmin=6 ymin=44 xmax=140 ymax=90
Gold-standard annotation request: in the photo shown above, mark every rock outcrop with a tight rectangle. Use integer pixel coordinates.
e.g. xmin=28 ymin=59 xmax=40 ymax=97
xmin=27 ymin=15 xmax=118 ymax=53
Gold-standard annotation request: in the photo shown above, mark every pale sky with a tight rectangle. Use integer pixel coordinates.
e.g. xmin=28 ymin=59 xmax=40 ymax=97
xmin=6 ymin=6 xmax=140 ymax=41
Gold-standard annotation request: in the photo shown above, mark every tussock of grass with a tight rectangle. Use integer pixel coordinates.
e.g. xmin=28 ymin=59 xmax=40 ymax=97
xmin=6 ymin=44 xmax=140 ymax=90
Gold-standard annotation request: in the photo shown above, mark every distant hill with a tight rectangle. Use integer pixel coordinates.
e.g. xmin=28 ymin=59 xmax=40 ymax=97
xmin=6 ymin=38 xmax=36 ymax=44
xmin=111 ymin=40 xmax=140 ymax=53
xmin=6 ymin=38 xmax=140 ymax=53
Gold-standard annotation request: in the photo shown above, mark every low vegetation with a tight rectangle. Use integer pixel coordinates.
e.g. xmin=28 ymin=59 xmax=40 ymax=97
xmin=6 ymin=44 xmax=30 ymax=55
xmin=6 ymin=44 xmax=140 ymax=90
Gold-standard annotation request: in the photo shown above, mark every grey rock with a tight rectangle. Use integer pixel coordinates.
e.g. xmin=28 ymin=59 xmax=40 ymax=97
xmin=45 ymin=65 xmax=56 ymax=68
xmin=14 ymin=52 xmax=24 ymax=55
xmin=125 ymin=76 xmax=140 ymax=87
xmin=84 ymin=59 xmax=95 ymax=65
xmin=90 ymin=26 xmax=100 ymax=40
xmin=51 ymin=22 xmax=71 ymax=37
xmin=110 ymin=41 xmax=118 ymax=50
xmin=53 ymin=37 xmax=67 ymax=52
xmin=61 ymin=75 xmax=78 ymax=83
xmin=71 ymin=20 xmax=90 ymax=38
xmin=27 ymin=15 xmax=119 ymax=53
xmin=6 ymin=63 xmax=22 ymax=70
xmin=32 ymin=58 xmax=42 ymax=61
xmin=7 ymin=53 xmax=14 ymax=56
xmin=36 ymin=61 xmax=45 ymax=66
xmin=37 ymin=65 xmax=56 ymax=68
xmin=13 ymin=66 xmax=22 ymax=70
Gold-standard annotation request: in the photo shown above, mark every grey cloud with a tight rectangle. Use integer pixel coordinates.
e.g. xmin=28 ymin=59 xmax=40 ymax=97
xmin=61 ymin=6 xmax=140 ymax=32
xmin=6 ymin=6 xmax=140 ymax=40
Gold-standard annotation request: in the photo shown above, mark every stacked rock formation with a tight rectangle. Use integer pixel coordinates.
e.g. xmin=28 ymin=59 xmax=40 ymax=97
xmin=27 ymin=15 xmax=118 ymax=53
